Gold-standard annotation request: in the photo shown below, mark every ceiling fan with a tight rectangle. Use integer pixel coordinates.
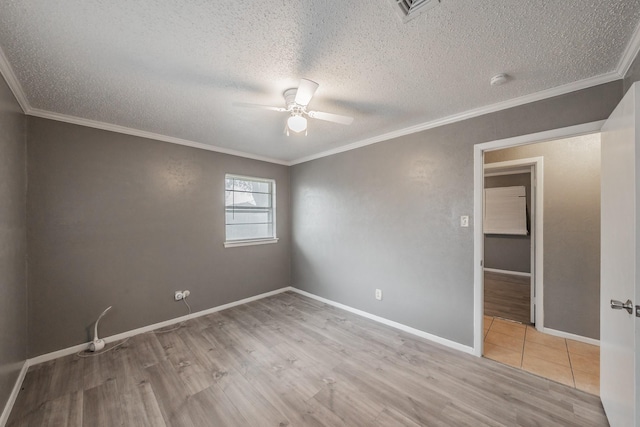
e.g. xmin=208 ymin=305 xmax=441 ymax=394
xmin=239 ymin=79 xmax=354 ymax=136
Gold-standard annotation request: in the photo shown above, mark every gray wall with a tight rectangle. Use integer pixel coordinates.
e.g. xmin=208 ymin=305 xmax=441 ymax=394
xmin=485 ymin=134 xmax=601 ymax=339
xmin=291 ymin=81 xmax=621 ymax=347
xmin=484 ymin=173 xmax=532 ymax=273
xmin=0 ymin=77 xmax=27 ymax=411
xmin=27 ymin=117 xmax=291 ymax=357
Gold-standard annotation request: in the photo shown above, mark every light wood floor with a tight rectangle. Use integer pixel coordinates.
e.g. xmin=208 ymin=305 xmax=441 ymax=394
xmin=484 ymin=271 xmax=531 ymax=325
xmin=8 ymin=292 xmax=608 ymax=426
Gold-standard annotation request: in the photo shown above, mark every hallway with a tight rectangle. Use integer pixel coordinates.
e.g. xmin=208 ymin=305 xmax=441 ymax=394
xmin=484 ymin=271 xmax=531 ymax=325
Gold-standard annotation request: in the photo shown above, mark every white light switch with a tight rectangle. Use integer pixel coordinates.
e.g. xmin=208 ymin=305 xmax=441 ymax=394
xmin=460 ymin=216 xmax=469 ymax=227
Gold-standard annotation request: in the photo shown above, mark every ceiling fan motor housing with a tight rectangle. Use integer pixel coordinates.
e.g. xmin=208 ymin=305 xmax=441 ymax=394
xmin=239 ymin=79 xmax=353 ymax=131
xmin=283 ymin=88 xmax=301 ymax=111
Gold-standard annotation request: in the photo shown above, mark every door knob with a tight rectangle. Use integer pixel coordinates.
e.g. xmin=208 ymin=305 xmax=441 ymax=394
xmin=611 ymin=299 xmax=633 ymax=314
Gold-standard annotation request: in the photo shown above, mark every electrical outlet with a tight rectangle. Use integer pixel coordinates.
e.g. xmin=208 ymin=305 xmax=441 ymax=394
xmin=375 ymin=289 xmax=382 ymax=301
xmin=460 ymin=215 xmax=469 ymax=227
xmin=174 ymin=291 xmax=184 ymax=301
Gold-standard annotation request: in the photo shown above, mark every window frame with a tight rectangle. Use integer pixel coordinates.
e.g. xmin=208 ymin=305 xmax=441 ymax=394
xmin=223 ymin=174 xmax=278 ymax=248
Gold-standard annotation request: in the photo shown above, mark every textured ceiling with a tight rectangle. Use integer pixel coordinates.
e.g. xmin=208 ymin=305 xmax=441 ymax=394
xmin=0 ymin=0 xmax=639 ymax=163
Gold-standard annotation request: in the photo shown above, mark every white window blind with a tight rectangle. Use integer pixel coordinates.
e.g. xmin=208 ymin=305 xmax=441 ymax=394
xmin=484 ymin=186 xmax=527 ymax=235
xmin=225 ymin=175 xmax=276 ymax=243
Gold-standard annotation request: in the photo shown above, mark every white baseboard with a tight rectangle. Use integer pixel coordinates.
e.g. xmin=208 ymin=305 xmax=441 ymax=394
xmin=3 ymin=287 xmax=293 ymax=424
xmin=0 ymin=282 xmax=479 ymax=426
xmin=484 ymin=268 xmax=531 ymax=277
xmin=289 ymin=288 xmax=475 ymax=355
xmin=11 ymin=283 xmax=477 ymax=425
xmin=541 ymin=327 xmax=600 ymax=346
xmin=29 ymin=286 xmax=293 ymax=366
xmin=4 ymin=285 xmax=600 ymax=426
xmin=0 ymin=360 xmax=29 ymax=427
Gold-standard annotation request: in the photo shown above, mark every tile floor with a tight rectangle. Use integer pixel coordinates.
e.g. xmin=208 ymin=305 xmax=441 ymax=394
xmin=483 ymin=316 xmax=600 ymax=395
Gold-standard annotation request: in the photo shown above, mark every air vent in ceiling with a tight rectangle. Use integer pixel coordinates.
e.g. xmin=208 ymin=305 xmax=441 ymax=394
xmin=390 ymin=0 xmax=441 ymax=22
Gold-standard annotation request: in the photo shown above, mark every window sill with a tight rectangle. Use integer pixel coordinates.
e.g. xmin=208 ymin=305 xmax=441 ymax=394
xmin=224 ymin=238 xmax=279 ymax=248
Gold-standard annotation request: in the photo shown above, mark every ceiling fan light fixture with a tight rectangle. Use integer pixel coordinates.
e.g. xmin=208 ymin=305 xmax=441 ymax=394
xmin=287 ymin=115 xmax=307 ymax=133
xmin=238 ymin=79 xmax=352 ymax=137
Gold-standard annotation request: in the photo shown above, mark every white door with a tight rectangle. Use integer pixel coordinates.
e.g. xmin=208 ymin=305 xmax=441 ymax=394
xmin=600 ymin=83 xmax=639 ymax=426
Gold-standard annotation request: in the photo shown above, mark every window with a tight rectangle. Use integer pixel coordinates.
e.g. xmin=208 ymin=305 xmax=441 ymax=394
xmin=224 ymin=174 xmax=277 ymax=247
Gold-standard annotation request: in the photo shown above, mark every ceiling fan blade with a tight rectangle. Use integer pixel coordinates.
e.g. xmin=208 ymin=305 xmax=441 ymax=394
xmin=308 ymin=110 xmax=354 ymax=125
xmin=233 ymin=102 xmax=287 ymax=112
xmin=295 ymin=79 xmax=319 ymax=106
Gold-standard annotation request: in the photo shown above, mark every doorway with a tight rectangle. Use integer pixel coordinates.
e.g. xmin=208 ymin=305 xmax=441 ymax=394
xmin=483 ymin=158 xmax=541 ymax=326
xmin=473 ymin=122 xmax=603 ymax=395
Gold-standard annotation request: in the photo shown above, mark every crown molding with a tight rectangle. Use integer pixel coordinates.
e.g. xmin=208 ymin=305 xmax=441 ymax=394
xmin=27 ymin=108 xmax=290 ymax=166
xmin=2 ymin=21 xmax=640 ymax=167
xmin=0 ymin=45 xmax=290 ymax=166
xmin=289 ymin=71 xmax=619 ymax=165
xmin=0 ymin=44 xmax=29 ymax=113
xmin=617 ymin=18 xmax=640 ymax=78
xmin=286 ymin=21 xmax=640 ymax=165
